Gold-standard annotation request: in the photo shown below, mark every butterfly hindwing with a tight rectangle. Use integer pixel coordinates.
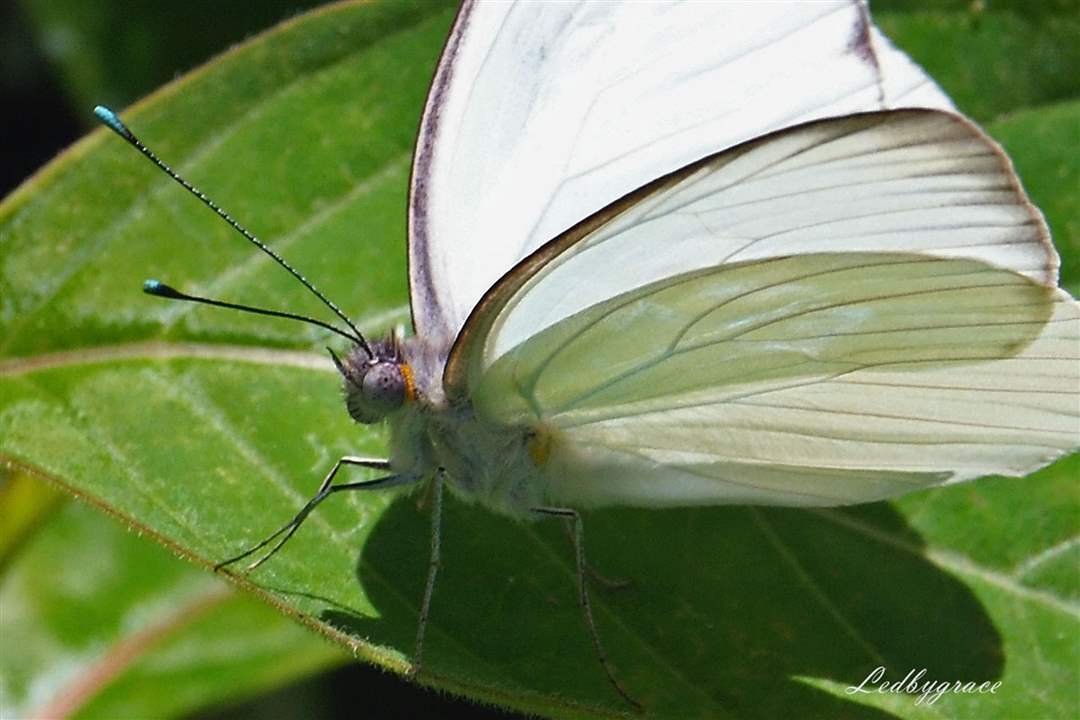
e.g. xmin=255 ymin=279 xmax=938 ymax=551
xmin=475 ymin=252 xmax=1075 ymax=507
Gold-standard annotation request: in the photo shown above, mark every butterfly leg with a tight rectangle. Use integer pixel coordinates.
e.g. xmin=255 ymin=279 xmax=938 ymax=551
xmin=409 ymin=468 xmax=444 ymax=680
xmin=215 ymin=456 xmax=415 ymax=572
xmin=558 ymin=521 xmax=633 ymax=591
xmin=532 ymin=507 xmax=642 ymax=712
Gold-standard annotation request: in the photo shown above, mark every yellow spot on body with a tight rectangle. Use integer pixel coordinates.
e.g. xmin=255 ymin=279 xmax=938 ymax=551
xmin=527 ymin=428 xmax=552 ymax=466
xmin=400 ymin=362 xmax=416 ymax=401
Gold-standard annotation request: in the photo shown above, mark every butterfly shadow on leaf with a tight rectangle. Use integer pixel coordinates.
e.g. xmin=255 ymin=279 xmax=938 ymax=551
xmin=320 ymin=494 xmax=1001 ymax=719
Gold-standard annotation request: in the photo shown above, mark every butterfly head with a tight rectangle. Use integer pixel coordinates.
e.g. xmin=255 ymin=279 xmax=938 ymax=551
xmin=330 ymin=338 xmax=416 ymax=424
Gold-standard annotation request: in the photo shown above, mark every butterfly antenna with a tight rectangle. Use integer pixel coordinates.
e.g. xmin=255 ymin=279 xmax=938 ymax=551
xmin=93 ymin=105 xmax=373 ymax=358
xmin=143 ymin=280 xmax=361 ymax=344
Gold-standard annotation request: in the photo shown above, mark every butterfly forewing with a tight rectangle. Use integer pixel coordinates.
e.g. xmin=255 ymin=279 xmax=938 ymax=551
xmin=408 ymin=0 xmax=955 ymax=344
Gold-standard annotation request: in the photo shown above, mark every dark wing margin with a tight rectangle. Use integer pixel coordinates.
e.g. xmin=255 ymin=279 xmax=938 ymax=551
xmin=406 ymin=0 xmax=475 ymax=347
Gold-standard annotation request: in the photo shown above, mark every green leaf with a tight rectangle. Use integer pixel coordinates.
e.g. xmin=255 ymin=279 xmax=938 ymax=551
xmin=0 ymin=467 xmax=344 ymax=720
xmin=2 ymin=2 xmax=1077 ymax=719
xmin=2 ymin=1 xmax=453 ymax=717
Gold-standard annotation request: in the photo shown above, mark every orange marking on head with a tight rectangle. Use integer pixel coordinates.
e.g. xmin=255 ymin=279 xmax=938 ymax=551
xmin=399 ymin=362 xmax=416 ymax=401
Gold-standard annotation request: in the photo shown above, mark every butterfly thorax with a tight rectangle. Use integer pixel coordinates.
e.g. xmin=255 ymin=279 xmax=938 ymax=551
xmin=334 ymin=333 xmax=552 ymax=517
xmin=423 ymin=404 xmax=554 ymax=516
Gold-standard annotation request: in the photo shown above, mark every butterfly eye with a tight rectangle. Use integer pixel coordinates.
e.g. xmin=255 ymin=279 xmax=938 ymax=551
xmin=349 ymin=361 xmax=406 ymax=422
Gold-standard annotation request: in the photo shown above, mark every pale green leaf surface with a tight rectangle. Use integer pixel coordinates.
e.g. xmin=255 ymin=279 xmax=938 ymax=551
xmin=1 ymin=1 xmax=1077 ymax=719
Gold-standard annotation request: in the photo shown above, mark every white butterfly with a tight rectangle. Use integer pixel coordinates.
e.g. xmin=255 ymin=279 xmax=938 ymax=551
xmin=99 ymin=0 xmax=1080 ymax=708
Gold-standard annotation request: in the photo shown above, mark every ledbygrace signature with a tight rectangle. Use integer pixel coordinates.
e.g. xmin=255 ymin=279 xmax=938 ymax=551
xmin=846 ymin=666 xmax=1003 ymax=706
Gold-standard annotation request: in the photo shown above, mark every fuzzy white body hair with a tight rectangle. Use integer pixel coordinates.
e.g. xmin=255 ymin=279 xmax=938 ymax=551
xmin=391 ymin=334 xmax=550 ymax=518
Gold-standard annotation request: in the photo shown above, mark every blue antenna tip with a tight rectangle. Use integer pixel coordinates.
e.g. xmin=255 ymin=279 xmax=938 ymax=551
xmin=143 ymin=280 xmax=184 ymax=299
xmin=94 ymin=105 xmax=132 ymax=139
